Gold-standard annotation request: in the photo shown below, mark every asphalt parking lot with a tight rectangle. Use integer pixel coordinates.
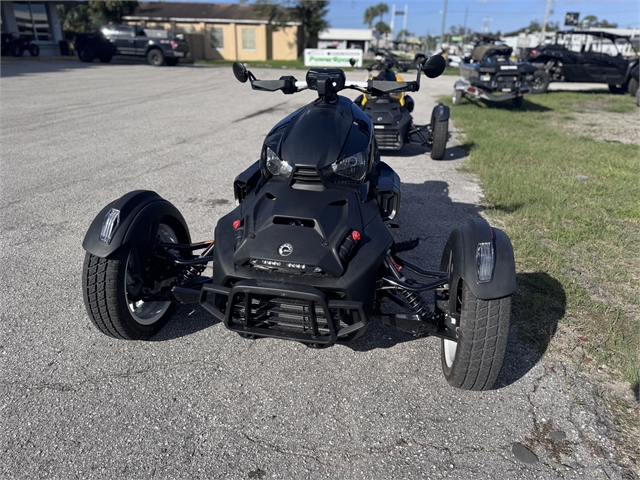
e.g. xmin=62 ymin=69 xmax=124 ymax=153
xmin=0 ymin=59 xmax=627 ymax=479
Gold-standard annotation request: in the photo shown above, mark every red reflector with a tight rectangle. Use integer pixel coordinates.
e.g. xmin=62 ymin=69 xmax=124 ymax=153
xmin=170 ymin=40 xmax=178 ymax=50
xmin=531 ymin=49 xmax=537 ymax=56
xmin=352 ymin=230 xmax=361 ymax=241
xmin=468 ymin=88 xmax=476 ymax=93
xmin=233 ymin=220 xmax=241 ymax=230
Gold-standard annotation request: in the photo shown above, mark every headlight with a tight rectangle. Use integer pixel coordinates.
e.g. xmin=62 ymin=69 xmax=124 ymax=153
xmin=480 ymin=74 xmax=491 ymax=81
xmin=264 ymin=146 xmax=292 ymax=180
xmin=320 ymin=150 xmax=368 ymax=183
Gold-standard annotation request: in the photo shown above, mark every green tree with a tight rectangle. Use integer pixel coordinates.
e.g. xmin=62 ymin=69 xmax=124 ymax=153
xmin=364 ymin=6 xmax=377 ymax=29
xmin=57 ymin=1 xmax=138 ymax=35
xmin=395 ymin=29 xmax=414 ymax=41
xmin=374 ymin=21 xmax=390 ymax=47
xmin=255 ymin=0 xmax=329 ymax=50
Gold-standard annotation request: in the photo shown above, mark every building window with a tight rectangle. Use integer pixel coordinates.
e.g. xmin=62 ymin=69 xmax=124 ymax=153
xmin=13 ymin=2 xmax=50 ymax=41
xmin=242 ymin=28 xmax=255 ymax=51
xmin=210 ymin=27 xmax=224 ymax=49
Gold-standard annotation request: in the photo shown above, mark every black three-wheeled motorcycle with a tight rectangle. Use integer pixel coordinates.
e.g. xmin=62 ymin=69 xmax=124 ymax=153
xmin=82 ymin=56 xmax=516 ymax=391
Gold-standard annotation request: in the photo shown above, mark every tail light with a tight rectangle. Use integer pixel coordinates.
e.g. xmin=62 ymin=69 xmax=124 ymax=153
xmin=170 ymin=40 xmax=178 ymax=50
xmin=531 ymin=49 xmax=537 ymax=57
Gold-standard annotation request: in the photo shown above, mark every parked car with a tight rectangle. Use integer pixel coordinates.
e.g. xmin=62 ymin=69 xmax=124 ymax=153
xmin=74 ymin=24 xmax=189 ymax=66
xmin=524 ymin=30 xmax=639 ymax=94
xmin=1 ymin=33 xmax=39 ymax=57
xmin=368 ymin=48 xmax=427 ymax=72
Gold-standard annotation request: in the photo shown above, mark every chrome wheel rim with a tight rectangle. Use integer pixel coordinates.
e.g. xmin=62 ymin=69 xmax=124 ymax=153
xmin=125 ymin=223 xmax=177 ymax=325
xmin=443 ymin=338 xmax=457 ymax=368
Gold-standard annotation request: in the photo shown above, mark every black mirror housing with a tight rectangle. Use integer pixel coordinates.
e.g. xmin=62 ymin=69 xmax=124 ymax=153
xmin=423 ymin=55 xmax=446 ymax=78
xmin=233 ymin=62 xmax=249 ymax=83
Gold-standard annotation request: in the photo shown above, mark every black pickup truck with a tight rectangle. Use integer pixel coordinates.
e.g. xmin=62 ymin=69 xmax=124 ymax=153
xmin=74 ymin=24 xmax=189 ymax=66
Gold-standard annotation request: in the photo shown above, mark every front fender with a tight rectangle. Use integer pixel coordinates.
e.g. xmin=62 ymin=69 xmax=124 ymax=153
xmin=82 ymin=190 xmax=190 ymax=268
xmin=440 ymin=218 xmax=516 ymax=304
xmin=431 ymin=103 xmax=450 ymax=122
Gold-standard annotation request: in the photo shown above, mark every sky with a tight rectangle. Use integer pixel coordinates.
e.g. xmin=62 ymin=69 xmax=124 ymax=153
xmin=324 ymin=0 xmax=640 ymax=37
xmin=164 ymin=0 xmax=640 ymax=36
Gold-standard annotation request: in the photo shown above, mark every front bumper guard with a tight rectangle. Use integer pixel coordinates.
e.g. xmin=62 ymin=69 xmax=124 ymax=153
xmin=200 ymin=280 xmax=368 ymax=345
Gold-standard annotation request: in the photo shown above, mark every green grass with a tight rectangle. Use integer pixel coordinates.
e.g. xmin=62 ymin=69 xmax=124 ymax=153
xmin=443 ymin=91 xmax=639 ymax=393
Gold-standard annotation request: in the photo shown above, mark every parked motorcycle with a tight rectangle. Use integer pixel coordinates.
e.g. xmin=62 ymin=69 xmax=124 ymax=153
xmin=81 ymin=56 xmax=516 ymax=391
xmin=357 ymin=54 xmax=450 ymax=160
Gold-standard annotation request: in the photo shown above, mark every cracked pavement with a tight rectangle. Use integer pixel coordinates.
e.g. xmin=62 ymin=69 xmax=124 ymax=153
xmin=0 ymin=60 xmax=630 ymax=479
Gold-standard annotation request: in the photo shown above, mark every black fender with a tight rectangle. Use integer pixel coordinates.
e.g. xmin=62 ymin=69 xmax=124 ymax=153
xmin=431 ymin=103 xmax=450 ymax=123
xmin=233 ymin=161 xmax=262 ymax=204
xmin=440 ymin=218 xmax=516 ymax=307
xmin=82 ymin=190 xmax=190 ymax=272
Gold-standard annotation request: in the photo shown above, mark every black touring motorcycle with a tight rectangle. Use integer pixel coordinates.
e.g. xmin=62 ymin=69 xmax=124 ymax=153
xmin=356 ymin=53 xmax=450 ymax=160
xmin=82 ymin=56 xmax=516 ymax=391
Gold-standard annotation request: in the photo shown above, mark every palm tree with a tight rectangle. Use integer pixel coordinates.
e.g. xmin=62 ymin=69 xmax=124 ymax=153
xmin=364 ymin=6 xmax=377 ymax=29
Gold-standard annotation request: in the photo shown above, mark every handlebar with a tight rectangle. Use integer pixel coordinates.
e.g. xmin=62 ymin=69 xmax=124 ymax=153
xmin=251 ymin=76 xmax=419 ymax=96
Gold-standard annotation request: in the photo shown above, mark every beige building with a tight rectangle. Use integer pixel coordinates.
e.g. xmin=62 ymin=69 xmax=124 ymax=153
xmin=123 ymin=2 xmax=301 ymax=61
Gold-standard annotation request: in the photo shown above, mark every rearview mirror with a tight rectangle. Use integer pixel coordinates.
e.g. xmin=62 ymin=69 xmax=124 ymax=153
xmin=423 ymin=55 xmax=446 ymax=78
xmin=349 ymin=58 xmax=356 ymax=67
xmin=232 ymin=62 xmax=249 ymax=83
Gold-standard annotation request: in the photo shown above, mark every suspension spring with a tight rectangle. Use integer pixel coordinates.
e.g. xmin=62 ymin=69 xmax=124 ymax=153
xmin=388 ymin=253 xmax=430 ymax=316
xmin=175 ymin=264 xmax=206 ymax=288
xmin=399 ymin=288 xmax=430 ymax=316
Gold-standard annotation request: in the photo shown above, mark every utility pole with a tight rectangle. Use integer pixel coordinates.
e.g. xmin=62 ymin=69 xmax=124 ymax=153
xmin=482 ymin=17 xmax=492 ymax=33
xmin=541 ymin=0 xmax=553 ymax=35
xmin=440 ymin=0 xmax=448 ymax=48
xmin=462 ymin=5 xmax=469 ymax=43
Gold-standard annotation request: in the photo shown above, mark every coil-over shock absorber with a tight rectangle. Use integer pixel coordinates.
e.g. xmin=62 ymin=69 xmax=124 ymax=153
xmin=174 ymin=241 xmax=214 ymax=288
xmin=386 ymin=254 xmax=430 ymax=316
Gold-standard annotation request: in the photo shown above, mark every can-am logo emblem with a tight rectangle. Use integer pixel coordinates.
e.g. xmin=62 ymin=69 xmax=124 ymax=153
xmin=278 ymin=243 xmax=293 ymax=256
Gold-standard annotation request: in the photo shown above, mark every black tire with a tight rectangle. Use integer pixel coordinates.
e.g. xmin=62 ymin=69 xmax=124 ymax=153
xmin=628 ymin=77 xmax=638 ymax=97
xmin=531 ymin=69 xmax=549 ymax=94
xmin=147 ymin=48 xmax=165 ymax=66
xmin=77 ymin=46 xmax=94 ymax=62
xmin=430 ymin=119 xmax=448 ymax=160
xmin=98 ymin=55 xmax=112 ymax=63
xmin=28 ymin=44 xmax=39 ymax=57
xmin=165 ymin=57 xmax=178 ymax=66
xmin=10 ymin=43 xmax=24 ymax=57
xmin=608 ymin=83 xmax=628 ymax=95
xmin=452 ymin=89 xmax=463 ymax=106
xmin=512 ymin=96 xmax=523 ymax=109
xmin=441 ymin=282 xmax=511 ymax=391
xmin=82 ymin=222 xmax=184 ymax=340
xmin=636 ymin=85 xmax=640 ymax=107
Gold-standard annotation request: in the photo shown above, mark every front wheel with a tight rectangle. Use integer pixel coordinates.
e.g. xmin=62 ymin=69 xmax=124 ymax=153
xmin=452 ymin=89 xmax=463 ymax=106
xmin=531 ymin=69 xmax=549 ymax=94
xmin=430 ymin=119 xmax=448 ymax=160
xmin=441 ymin=282 xmax=511 ymax=391
xmin=608 ymin=83 xmax=628 ymax=95
xmin=77 ymin=46 xmax=94 ymax=62
xmin=82 ymin=222 xmax=183 ymax=340
xmin=147 ymin=48 xmax=165 ymax=66
xmin=512 ymin=96 xmax=523 ymax=109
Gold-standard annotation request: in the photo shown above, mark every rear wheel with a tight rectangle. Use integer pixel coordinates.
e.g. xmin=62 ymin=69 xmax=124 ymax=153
xmin=441 ymin=282 xmax=511 ymax=391
xmin=10 ymin=43 xmax=24 ymax=57
xmin=628 ymin=77 xmax=638 ymax=97
xmin=77 ymin=46 xmax=94 ymax=62
xmin=531 ymin=69 xmax=549 ymax=94
xmin=147 ymin=48 xmax=165 ymax=66
xmin=430 ymin=119 xmax=448 ymax=160
xmin=28 ymin=44 xmax=39 ymax=57
xmin=452 ymin=89 xmax=463 ymax=106
xmin=82 ymin=222 xmax=184 ymax=340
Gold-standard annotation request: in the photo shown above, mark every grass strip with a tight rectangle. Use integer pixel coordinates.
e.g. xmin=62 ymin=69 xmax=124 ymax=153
xmin=442 ymin=91 xmax=639 ymax=394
